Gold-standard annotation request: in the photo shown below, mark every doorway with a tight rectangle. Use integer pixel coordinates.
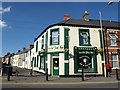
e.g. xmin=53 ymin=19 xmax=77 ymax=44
xmin=52 ymin=54 xmax=59 ymax=76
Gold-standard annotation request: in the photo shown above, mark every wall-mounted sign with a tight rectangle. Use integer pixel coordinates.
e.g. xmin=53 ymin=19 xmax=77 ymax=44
xmin=79 ymin=55 xmax=91 ymax=67
xmin=48 ymin=45 xmax=64 ymax=52
xmin=78 ymin=51 xmax=94 ymax=54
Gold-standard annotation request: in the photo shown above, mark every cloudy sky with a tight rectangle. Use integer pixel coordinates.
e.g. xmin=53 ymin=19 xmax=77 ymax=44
xmin=1 ymin=2 xmax=119 ymax=56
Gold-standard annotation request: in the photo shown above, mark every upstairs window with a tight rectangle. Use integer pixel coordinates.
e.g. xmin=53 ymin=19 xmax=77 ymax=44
xmin=109 ymin=33 xmax=117 ymax=46
xmin=36 ymin=41 xmax=38 ymax=52
xmin=50 ymin=28 xmax=59 ymax=45
xmin=79 ymin=29 xmax=91 ymax=46
xmin=41 ymin=35 xmax=44 ymax=49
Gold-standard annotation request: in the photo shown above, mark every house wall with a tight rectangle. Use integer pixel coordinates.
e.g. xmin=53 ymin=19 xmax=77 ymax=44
xmin=33 ymin=25 xmax=105 ymax=76
xmin=12 ymin=54 xmax=19 ymax=67
xmin=104 ymin=29 xmax=120 ymax=74
xmin=33 ymin=32 xmax=46 ymax=73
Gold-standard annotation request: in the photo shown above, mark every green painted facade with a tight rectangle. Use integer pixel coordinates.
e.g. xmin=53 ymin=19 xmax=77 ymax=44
xmin=74 ymin=46 xmax=98 ymax=73
xmin=64 ymin=28 xmax=69 ymax=75
xmin=45 ymin=31 xmax=48 ymax=71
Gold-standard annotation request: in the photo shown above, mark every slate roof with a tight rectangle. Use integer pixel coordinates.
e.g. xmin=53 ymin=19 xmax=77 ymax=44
xmin=34 ymin=19 xmax=120 ymax=42
xmin=58 ymin=19 xmax=120 ymax=29
xmin=15 ymin=49 xmax=29 ymax=55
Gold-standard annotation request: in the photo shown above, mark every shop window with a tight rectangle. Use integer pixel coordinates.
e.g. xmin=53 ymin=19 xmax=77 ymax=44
xmin=40 ymin=56 xmax=45 ymax=70
xmin=34 ymin=57 xmax=36 ymax=67
xmin=31 ymin=57 xmax=34 ymax=67
xmin=78 ymin=55 xmax=92 ymax=72
xmin=109 ymin=33 xmax=117 ymax=46
xmin=50 ymin=28 xmax=59 ymax=45
xmin=37 ymin=55 xmax=39 ymax=67
xmin=79 ymin=29 xmax=91 ymax=46
xmin=111 ymin=54 xmax=119 ymax=68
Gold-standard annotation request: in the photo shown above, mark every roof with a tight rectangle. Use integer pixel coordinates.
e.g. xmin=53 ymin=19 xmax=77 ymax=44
xmin=15 ymin=49 xmax=29 ymax=55
xmin=34 ymin=19 xmax=120 ymax=42
xmin=58 ymin=19 xmax=120 ymax=29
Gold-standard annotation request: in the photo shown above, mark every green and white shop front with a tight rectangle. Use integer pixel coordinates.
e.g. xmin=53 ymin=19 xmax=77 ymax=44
xmin=33 ymin=26 xmax=105 ymax=76
xmin=47 ymin=46 xmax=100 ymax=76
xmin=74 ymin=46 xmax=98 ymax=73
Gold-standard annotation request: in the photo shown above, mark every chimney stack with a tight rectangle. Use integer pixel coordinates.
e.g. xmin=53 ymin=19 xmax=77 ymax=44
xmin=83 ymin=11 xmax=89 ymax=21
xmin=22 ymin=47 xmax=26 ymax=51
xmin=63 ymin=14 xmax=71 ymax=20
xmin=28 ymin=44 xmax=34 ymax=49
xmin=2 ymin=57 xmax=5 ymax=63
xmin=18 ymin=50 xmax=21 ymax=52
xmin=7 ymin=52 xmax=10 ymax=55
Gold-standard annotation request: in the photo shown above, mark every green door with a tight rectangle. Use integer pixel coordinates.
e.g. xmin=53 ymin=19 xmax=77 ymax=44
xmin=53 ymin=58 xmax=59 ymax=76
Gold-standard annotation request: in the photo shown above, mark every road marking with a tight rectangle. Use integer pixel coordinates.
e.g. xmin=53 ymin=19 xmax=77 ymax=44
xmin=0 ymin=81 xmax=119 ymax=85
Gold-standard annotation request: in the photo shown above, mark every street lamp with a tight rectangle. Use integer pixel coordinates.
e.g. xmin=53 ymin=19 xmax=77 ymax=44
xmin=108 ymin=0 xmax=114 ymax=5
xmin=99 ymin=1 xmax=114 ymax=77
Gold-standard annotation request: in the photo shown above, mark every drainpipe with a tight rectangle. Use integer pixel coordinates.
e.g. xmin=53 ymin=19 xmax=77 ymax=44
xmin=105 ymin=28 xmax=109 ymax=64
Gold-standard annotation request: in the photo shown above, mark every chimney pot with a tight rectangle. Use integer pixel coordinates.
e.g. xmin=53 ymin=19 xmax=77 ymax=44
xmin=18 ymin=50 xmax=21 ymax=52
xmin=63 ymin=14 xmax=71 ymax=20
xmin=83 ymin=11 xmax=89 ymax=21
xmin=23 ymin=47 xmax=26 ymax=50
xmin=28 ymin=44 xmax=34 ymax=49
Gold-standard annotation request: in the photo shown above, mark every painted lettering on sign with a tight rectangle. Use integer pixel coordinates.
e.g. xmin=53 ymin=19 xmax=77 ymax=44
xmin=48 ymin=45 xmax=64 ymax=52
xmin=78 ymin=51 xmax=94 ymax=54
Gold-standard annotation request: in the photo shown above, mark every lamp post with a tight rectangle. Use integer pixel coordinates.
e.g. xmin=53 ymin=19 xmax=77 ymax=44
xmin=41 ymin=49 xmax=48 ymax=81
xmin=99 ymin=1 xmax=114 ymax=77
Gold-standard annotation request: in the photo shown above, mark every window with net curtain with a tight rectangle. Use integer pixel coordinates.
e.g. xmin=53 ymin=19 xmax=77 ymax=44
xmin=109 ymin=33 xmax=117 ymax=46
xmin=51 ymin=30 xmax=59 ymax=45
xmin=111 ymin=54 xmax=119 ymax=68
xmin=81 ymin=31 xmax=89 ymax=45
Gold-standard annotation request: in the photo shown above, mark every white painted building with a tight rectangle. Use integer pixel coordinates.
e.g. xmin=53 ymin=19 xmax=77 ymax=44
xmin=32 ymin=12 xmax=106 ymax=76
xmin=25 ymin=45 xmax=34 ymax=69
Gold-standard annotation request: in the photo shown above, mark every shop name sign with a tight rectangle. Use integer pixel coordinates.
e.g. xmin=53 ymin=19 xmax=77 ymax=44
xmin=48 ymin=45 xmax=64 ymax=52
xmin=78 ymin=51 xmax=94 ymax=54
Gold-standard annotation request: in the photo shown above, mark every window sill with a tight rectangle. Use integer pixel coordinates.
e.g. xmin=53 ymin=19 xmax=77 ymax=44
xmin=110 ymin=45 xmax=117 ymax=47
xmin=79 ymin=44 xmax=91 ymax=46
xmin=112 ymin=67 xmax=120 ymax=69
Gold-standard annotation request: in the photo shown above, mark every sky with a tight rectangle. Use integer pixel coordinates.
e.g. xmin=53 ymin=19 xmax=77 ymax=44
xmin=1 ymin=2 xmax=119 ymax=57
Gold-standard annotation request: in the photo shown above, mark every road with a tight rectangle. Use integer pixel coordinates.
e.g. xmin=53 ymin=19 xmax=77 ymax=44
xmin=1 ymin=80 xmax=120 ymax=88
xmin=0 ymin=66 xmax=120 ymax=89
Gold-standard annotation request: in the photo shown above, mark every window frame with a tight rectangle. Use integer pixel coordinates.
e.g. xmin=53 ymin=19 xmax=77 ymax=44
xmin=41 ymin=35 xmax=44 ymax=49
xmin=109 ymin=33 xmax=117 ymax=46
xmin=34 ymin=57 xmax=36 ymax=67
xmin=79 ymin=29 xmax=91 ymax=46
xmin=40 ymin=56 xmax=45 ymax=70
xmin=50 ymin=28 xmax=59 ymax=45
xmin=36 ymin=41 xmax=38 ymax=52
xmin=111 ymin=54 xmax=119 ymax=69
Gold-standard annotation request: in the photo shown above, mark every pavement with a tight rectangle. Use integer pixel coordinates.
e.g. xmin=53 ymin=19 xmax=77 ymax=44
xmin=0 ymin=66 xmax=120 ymax=84
xmin=1 ymin=73 xmax=120 ymax=84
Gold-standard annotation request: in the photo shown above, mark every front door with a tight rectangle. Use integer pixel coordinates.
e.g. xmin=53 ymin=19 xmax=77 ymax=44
xmin=53 ymin=58 xmax=59 ymax=76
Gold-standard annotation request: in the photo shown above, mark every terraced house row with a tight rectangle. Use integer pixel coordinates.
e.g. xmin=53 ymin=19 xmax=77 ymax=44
xmin=2 ymin=11 xmax=120 ymax=77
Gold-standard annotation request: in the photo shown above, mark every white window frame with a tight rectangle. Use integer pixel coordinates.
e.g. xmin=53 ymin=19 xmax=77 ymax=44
xmin=109 ymin=33 xmax=117 ymax=46
xmin=51 ymin=30 xmax=59 ymax=45
xmin=111 ymin=54 xmax=119 ymax=69
xmin=80 ymin=32 xmax=89 ymax=45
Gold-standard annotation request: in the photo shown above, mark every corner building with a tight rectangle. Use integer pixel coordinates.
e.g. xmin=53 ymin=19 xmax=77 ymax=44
xmin=33 ymin=15 xmax=106 ymax=76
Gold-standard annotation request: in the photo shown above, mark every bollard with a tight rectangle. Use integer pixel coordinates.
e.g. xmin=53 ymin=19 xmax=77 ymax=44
xmin=1 ymin=68 xmax=3 ymax=76
xmin=30 ymin=69 xmax=32 ymax=76
xmin=46 ymin=68 xmax=48 ymax=81
xmin=7 ymin=66 xmax=10 ymax=81
xmin=82 ymin=68 xmax=84 ymax=81
xmin=116 ymin=68 xmax=119 ymax=80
